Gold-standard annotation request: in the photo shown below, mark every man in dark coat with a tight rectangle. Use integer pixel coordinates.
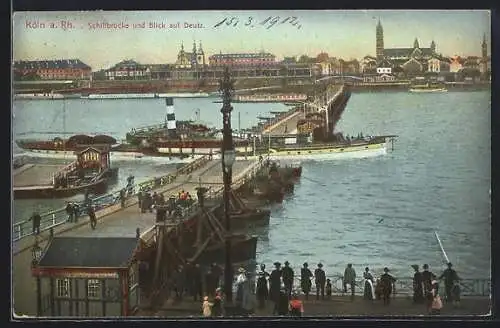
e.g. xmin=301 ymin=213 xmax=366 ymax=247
xmin=422 ymin=264 xmax=434 ymax=300
xmin=138 ymin=190 xmax=143 ymax=209
xmin=192 ymin=264 xmax=203 ymax=301
xmin=380 ymin=267 xmax=396 ymax=305
xmin=65 ymin=202 xmax=74 ymax=222
xmin=412 ymin=264 xmax=424 ymax=304
xmin=256 ymin=270 xmax=269 ymax=309
xmin=119 ymin=189 xmax=126 ymax=208
xmin=269 ymin=262 xmax=282 ymax=305
xmin=282 ymin=261 xmax=294 ymax=298
xmin=87 ymin=205 xmax=97 ymax=230
xmin=314 ymin=263 xmax=326 ymax=300
xmin=30 ymin=211 xmax=41 ymax=235
xmin=301 ymin=263 xmax=313 ymax=300
xmin=439 ymin=262 xmax=460 ymax=303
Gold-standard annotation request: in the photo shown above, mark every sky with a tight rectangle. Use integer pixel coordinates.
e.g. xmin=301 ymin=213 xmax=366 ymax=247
xmin=12 ymin=10 xmax=491 ymax=70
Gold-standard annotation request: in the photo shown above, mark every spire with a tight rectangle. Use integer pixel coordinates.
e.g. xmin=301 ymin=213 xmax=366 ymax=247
xmin=430 ymin=40 xmax=436 ymax=53
xmin=192 ymin=40 xmax=197 ymax=54
xmin=482 ymin=33 xmax=487 ymax=58
xmin=198 ymin=41 xmax=203 ymax=53
xmin=413 ymin=38 xmax=419 ymax=49
xmin=181 ymin=42 xmax=184 ymax=52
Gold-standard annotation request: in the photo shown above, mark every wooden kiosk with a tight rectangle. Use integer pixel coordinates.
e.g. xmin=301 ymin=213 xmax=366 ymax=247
xmin=31 ymin=235 xmax=141 ymax=317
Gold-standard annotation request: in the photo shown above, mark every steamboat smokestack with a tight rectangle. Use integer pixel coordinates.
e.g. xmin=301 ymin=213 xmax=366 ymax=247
xmin=165 ymin=97 xmax=177 ymax=138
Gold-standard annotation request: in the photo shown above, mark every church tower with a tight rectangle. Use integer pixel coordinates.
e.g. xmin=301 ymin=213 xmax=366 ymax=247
xmin=413 ymin=38 xmax=420 ymax=49
xmin=430 ymin=40 xmax=436 ymax=53
xmin=376 ymin=19 xmax=384 ymax=60
xmin=482 ymin=33 xmax=487 ymax=58
xmin=191 ymin=41 xmax=198 ymax=68
xmin=198 ymin=41 xmax=206 ymax=66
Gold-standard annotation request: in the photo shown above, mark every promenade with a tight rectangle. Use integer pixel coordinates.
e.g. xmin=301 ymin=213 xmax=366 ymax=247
xmin=139 ymin=295 xmax=490 ymax=317
xmin=12 ymin=158 xmax=262 ymax=316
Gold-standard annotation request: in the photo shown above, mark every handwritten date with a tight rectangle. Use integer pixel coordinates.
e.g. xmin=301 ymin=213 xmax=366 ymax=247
xmin=213 ymin=16 xmax=302 ymax=30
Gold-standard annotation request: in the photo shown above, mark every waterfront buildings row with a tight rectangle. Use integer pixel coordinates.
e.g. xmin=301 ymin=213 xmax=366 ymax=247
xmin=13 ymin=31 xmax=490 ymax=82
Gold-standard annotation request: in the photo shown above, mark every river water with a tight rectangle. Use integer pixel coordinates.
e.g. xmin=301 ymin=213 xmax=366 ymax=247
xmin=12 ymin=90 xmax=491 ymax=279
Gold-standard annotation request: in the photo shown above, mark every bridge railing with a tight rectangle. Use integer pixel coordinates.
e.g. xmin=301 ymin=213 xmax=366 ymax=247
xmin=285 ymin=276 xmax=490 ymax=298
xmin=13 ymin=155 xmax=212 ymax=243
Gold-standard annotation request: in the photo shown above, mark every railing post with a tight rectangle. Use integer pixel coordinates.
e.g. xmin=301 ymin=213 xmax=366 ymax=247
xmin=52 ymin=214 xmax=56 ymax=225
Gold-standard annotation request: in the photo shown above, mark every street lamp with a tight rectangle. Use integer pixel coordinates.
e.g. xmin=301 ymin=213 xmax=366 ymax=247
xmin=219 ymin=66 xmax=235 ymax=303
xmin=32 ymin=241 xmax=43 ymax=316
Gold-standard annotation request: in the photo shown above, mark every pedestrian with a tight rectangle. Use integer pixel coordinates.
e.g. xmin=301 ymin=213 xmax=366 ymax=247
xmin=379 ymin=267 xmax=396 ymax=305
xmin=30 ymin=211 xmax=41 ymax=235
xmin=256 ymin=270 xmax=269 ymax=309
xmin=235 ymin=267 xmax=247 ymax=309
xmin=119 ymin=189 xmax=126 ymax=208
xmin=138 ymin=190 xmax=143 ymax=209
xmin=87 ymin=205 xmax=97 ymax=230
xmin=202 ymin=296 xmax=213 ymax=317
xmin=300 ymin=262 xmax=313 ymax=300
xmin=452 ymin=280 xmax=461 ymax=307
xmin=152 ymin=192 xmax=159 ymax=206
xmin=192 ymin=264 xmax=203 ymax=302
xmin=212 ymin=288 xmax=224 ymax=317
xmin=422 ymin=264 xmax=434 ymax=309
xmin=275 ymin=287 xmax=289 ymax=315
xmin=430 ymin=279 xmax=443 ymax=315
xmin=439 ymin=262 xmax=460 ymax=304
xmin=72 ymin=203 xmax=80 ymax=222
xmin=65 ymin=202 xmax=73 ymax=222
xmin=314 ymin=263 xmax=326 ymax=300
xmin=412 ymin=264 xmax=424 ymax=304
xmin=288 ymin=293 xmax=304 ymax=318
xmin=325 ymin=279 xmax=332 ymax=299
xmin=343 ymin=263 xmax=356 ymax=300
xmin=363 ymin=267 xmax=374 ymax=301
xmin=282 ymin=261 xmax=294 ymax=298
xmin=269 ymin=262 xmax=282 ymax=305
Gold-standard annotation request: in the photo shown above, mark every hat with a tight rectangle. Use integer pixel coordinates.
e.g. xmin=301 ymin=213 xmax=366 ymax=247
xmin=238 ymin=267 xmax=246 ymax=273
xmin=423 ymin=264 xmax=429 ymax=269
xmin=303 ymin=262 xmax=308 ymax=267
xmin=431 ymin=280 xmax=438 ymax=285
xmin=284 ymin=261 xmax=290 ymax=265
xmin=274 ymin=262 xmax=281 ymax=266
xmin=447 ymin=262 xmax=453 ymax=267
xmin=216 ymin=287 xmax=222 ymax=292
xmin=384 ymin=267 xmax=390 ymax=272
xmin=318 ymin=263 xmax=323 ymax=268
xmin=365 ymin=267 xmax=369 ymax=271
xmin=411 ymin=264 xmax=419 ymax=270
xmin=203 ymin=296 xmax=208 ymax=301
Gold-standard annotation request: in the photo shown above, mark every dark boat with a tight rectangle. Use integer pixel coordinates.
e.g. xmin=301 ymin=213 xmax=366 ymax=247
xmin=13 ymin=145 xmax=118 ymax=199
xmin=209 ymin=190 xmax=271 ymax=227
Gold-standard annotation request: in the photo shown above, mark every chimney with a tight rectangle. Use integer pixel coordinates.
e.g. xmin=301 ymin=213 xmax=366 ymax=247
xmin=165 ymin=97 xmax=177 ymax=138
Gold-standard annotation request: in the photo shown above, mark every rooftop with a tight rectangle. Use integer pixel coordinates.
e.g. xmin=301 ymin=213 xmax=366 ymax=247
xmin=38 ymin=237 xmax=139 ymax=268
xmin=14 ymin=59 xmax=91 ymax=70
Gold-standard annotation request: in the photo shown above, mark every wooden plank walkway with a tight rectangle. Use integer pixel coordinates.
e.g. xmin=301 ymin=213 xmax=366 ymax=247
xmin=13 ymin=164 xmax=65 ymax=187
xmin=12 ymin=159 xmax=260 ymax=317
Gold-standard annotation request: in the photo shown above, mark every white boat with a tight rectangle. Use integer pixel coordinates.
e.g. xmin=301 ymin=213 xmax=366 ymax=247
xmin=85 ymin=92 xmax=210 ymax=99
xmin=14 ymin=93 xmax=65 ymax=100
xmin=409 ymin=83 xmax=448 ymax=93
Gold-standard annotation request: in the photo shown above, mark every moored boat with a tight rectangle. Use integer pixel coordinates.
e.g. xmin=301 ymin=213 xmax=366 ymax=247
xmin=13 ymin=145 xmax=118 ymax=199
xmin=409 ymin=82 xmax=448 ymax=93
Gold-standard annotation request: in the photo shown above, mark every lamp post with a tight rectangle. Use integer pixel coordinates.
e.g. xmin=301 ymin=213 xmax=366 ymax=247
xmin=220 ymin=66 xmax=236 ymax=303
xmin=32 ymin=241 xmax=43 ymax=316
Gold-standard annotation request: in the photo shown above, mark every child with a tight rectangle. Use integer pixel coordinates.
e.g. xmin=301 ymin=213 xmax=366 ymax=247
xmin=325 ymin=279 xmax=332 ymax=300
xmin=452 ymin=281 xmax=461 ymax=307
xmin=202 ymin=296 xmax=213 ymax=317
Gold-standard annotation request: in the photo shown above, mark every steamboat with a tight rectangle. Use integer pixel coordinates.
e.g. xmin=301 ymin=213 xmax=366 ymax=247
xmin=13 ymin=145 xmax=118 ymax=199
xmin=409 ymin=82 xmax=448 ymax=93
xmin=15 ymin=86 xmax=396 ymax=161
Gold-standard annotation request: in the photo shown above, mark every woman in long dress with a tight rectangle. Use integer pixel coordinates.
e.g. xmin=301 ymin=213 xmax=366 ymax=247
xmin=363 ymin=267 xmax=374 ymax=300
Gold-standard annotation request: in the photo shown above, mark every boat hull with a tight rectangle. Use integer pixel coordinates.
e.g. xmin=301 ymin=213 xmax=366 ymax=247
xmin=13 ymin=167 xmax=118 ymax=199
xmin=409 ymin=88 xmax=447 ymax=93
xmin=193 ymin=235 xmax=258 ymax=266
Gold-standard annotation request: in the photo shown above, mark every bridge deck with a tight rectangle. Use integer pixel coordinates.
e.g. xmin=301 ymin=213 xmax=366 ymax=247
xmin=13 ymin=164 xmax=65 ymax=187
xmin=63 ymin=160 xmax=254 ymax=238
xmin=13 ymin=159 xmax=259 ymax=316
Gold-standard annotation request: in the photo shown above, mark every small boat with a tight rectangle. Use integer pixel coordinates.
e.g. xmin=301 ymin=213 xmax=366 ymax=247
xmin=409 ymin=83 xmax=448 ymax=93
xmin=13 ymin=145 xmax=118 ymax=199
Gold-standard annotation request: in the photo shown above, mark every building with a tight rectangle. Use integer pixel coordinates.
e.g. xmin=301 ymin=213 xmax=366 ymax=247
xmin=208 ymin=52 xmax=276 ymax=67
xmin=479 ymin=34 xmax=491 ymax=78
xmin=449 ymin=56 xmax=464 ymax=73
xmin=376 ymin=19 xmax=384 ymax=60
xmin=103 ymin=60 xmax=151 ymax=80
xmin=360 ymin=56 xmax=378 ymax=74
xmin=32 ymin=236 xmax=142 ymax=317
xmin=175 ymin=42 xmax=206 ymax=69
xmin=13 ymin=59 xmax=91 ymax=80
